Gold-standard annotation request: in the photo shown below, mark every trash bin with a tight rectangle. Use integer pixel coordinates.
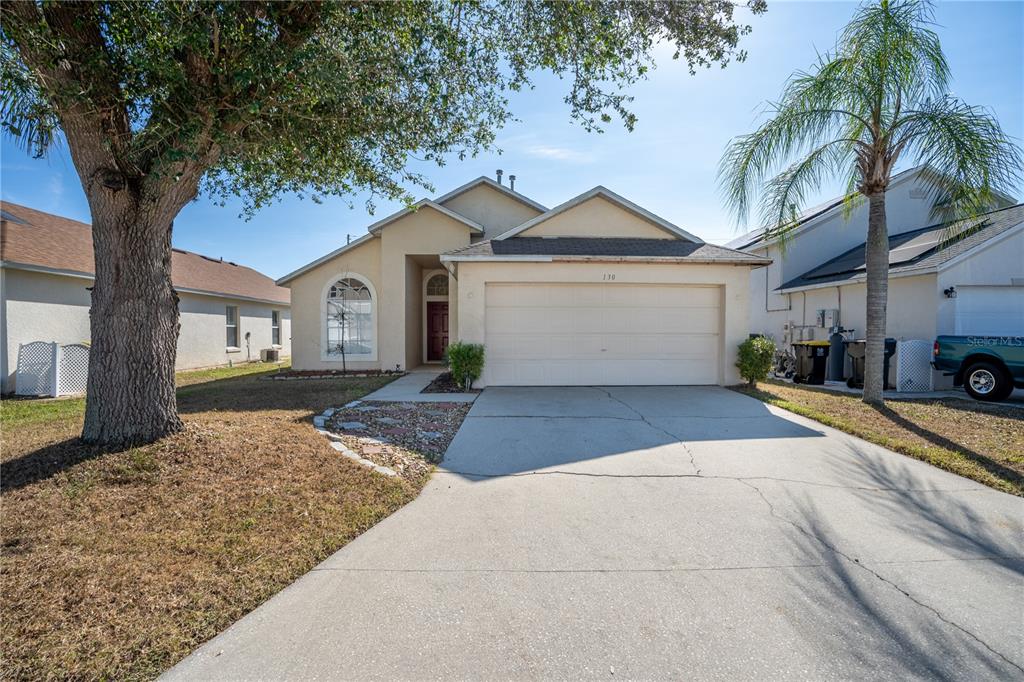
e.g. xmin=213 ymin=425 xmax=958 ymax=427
xmin=792 ymin=341 xmax=830 ymax=385
xmin=845 ymin=338 xmax=896 ymax=389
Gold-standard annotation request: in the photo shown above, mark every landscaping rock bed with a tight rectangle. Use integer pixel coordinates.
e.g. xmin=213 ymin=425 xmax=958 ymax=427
xmin=323 ymin=400 xmax=471 ymax=482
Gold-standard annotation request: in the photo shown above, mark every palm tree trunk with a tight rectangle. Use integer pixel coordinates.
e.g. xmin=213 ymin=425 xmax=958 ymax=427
xmin=81 ymin=199 xmax=182 ymax=445
xmin=862 ymin=191 xmax=889 ymax=406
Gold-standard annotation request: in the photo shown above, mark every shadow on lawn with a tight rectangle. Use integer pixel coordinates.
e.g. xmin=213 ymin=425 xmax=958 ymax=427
xmin=2 ymin=372 xmax=395 ymax=493
xmin=1 ymin=438 xmax=117 ymax=493
xmin=772 ymin=455 xmax=1023 ymax=677
xmin=869 ymin=404 xmax=1024 ymax=490
xmin=176 ymin=371 xmax=392 ymax=416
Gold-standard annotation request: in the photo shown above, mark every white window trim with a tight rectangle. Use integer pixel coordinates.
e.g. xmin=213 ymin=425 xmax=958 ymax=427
xmin=271 ymin=309 xmax=282 ymax=349
xmin=320 ymin=272 xmax=378 ymax=362
xmin=226 ymin=305 xmax=240 ymax=351
xmin=422 ymin=269 xmax=450 ymax=364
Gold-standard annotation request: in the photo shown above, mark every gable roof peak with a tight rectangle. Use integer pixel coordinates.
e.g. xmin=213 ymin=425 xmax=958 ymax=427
xmin=365 ymin=199 xmax=484 ymax=235
xmin=494 ymin=185 xmax=703 ymax=243
xmin=433 ymin=176 xmax=548 ymax=214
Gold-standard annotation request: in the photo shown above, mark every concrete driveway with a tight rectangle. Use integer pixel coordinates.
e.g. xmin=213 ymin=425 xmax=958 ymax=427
xmin=166 ymin=387 xmax=1024 ymax=680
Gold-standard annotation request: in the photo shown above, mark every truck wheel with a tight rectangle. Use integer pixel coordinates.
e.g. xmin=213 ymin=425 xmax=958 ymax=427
xmin=963 ymin=362 xmax=1011 ymax=401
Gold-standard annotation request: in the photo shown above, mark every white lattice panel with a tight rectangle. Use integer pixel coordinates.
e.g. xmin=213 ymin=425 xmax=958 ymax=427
xmin=58 ymin=344 xmax=90 ymax=395
xmin=896 ymin=339 xmax=934 ymax=393
xmin=15 ymin=341 xmax=57 ymax=396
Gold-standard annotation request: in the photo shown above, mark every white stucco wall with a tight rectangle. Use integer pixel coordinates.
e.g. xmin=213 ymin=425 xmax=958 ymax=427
xmin=453 ymin=260 xmax=753 ymax=387
xmin=743 ymin=170 xmax=945 ymax=339
xmin=1 ymin=267 xmax=290 ymax=393
xmin=936 ymin=225 xmax=1024 ymax=335
xmin=2 ymin=269 xmax=92 ymax=393
xmin=770 ymin=174 xmax=941 ymax=286
xmin=176 ymin=292 xmax=291 ymax=369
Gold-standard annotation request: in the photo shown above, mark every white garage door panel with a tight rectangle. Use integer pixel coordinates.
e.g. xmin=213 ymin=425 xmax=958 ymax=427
xmin=485 ymin=283 xmax=721 ymax=386
xmin=955 ymin=286 xmax=1024 ymax=336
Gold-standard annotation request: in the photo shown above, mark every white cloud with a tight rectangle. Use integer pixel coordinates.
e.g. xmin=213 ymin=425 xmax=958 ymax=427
xmin=523 ymin=145 xmax=596 ymax=164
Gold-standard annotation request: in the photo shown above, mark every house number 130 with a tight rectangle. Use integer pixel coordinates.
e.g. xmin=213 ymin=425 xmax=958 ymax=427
xmin=602 ymin=274 xmax=616 ymax=281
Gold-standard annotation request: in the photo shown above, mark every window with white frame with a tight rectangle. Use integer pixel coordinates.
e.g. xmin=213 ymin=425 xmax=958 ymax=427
xmin=271 ymin=310 xmax=281 ymax=346
xmin=226 ymin=306 xmax=239 ymax=348
xmin=426 ymin=273 xmax=449 ymax=297
xmin=326 ymin=277 xmax=374 ymax=356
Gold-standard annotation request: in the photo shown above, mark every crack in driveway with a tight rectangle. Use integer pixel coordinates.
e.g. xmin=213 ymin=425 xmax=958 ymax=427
xmin=437 ymin=468 xmax=986 ymax=495
xmin=738 ymin=479 xmax=1024 ymax=675
xmin=594 ymin=387 xmax=702 ymax=474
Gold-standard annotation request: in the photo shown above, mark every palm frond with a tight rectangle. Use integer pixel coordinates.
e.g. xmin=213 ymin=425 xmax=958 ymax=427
xmin=895 ymin=97 xmax=1023 ymax=222
xmin=759 ymin=139 xmax=855 ymax=246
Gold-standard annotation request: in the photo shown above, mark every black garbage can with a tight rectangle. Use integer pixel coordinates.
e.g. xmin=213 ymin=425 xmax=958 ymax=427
xmin=792 ymin=341 xmax=830 ymax=385
xmin=845 ymin=338 xmax=896 ymax=389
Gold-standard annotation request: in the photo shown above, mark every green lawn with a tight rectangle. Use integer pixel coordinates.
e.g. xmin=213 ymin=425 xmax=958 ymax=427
xmin=0 ymin=361 xmax=289 ymax=430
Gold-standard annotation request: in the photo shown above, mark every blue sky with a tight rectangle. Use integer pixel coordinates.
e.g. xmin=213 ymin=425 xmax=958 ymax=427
xmin=2 ymin=1 xmax=1021 ymax=280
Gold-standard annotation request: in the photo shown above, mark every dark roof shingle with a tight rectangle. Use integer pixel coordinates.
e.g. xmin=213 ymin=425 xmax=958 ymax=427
xmin=444 ymin=237 xmax=769 ymax=263
xmin=778 ymin=204 xmax=1024 ymax=291
xmin=0 ymin=201 xmax=289 ymax=305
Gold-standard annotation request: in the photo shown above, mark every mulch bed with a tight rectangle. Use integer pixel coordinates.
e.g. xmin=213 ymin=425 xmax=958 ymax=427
xmin=421 ymin=371 xmax=480 ymax=394
xmin=326 ymin=400 xmax=472 ymax=482
xmin=268 ymin=369 xmax=404 ymax=380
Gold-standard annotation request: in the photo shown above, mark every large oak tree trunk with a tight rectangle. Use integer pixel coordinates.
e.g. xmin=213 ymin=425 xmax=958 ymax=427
xmin=81 ymin=199 xmax=182 ymax=445
xmin=862 ymin=191 xmax=889 ymax=406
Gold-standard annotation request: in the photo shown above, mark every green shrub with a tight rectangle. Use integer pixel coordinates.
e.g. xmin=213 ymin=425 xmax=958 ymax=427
xmin=736 ymin=336 xmax=776 ymax=387
xmin=445 ymin=342 xmax=485 ymax=390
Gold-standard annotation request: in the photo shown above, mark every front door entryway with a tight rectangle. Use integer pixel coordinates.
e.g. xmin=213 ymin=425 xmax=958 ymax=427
xmin=427 ymin=302 xmax=449 ymax=362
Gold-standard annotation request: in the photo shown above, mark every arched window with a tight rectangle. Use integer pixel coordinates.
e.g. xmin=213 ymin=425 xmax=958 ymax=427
xmin=326 ymin=277 xmax=374 ymax=356
xmin=426 ymin=273 xmax=449 ymax=297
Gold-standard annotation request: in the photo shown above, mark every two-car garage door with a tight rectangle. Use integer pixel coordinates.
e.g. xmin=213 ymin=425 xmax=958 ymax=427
xmin=485 ymin=283 xmax=721 ymax=386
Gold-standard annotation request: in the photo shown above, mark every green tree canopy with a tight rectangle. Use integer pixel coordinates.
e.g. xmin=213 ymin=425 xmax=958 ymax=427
xmin=3 ymin=1 xmax=765 ymax=215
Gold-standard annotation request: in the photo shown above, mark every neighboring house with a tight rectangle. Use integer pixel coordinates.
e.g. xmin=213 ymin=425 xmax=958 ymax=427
xmin=1 ymin=202 xmax=291 ymax=394
xmin=726 ymin=166 xmax=1023 ymax=387
xmin=278 ymin=176 xmax=769 ymax=387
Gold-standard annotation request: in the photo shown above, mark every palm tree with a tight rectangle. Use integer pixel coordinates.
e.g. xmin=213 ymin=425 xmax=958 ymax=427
xmin=719 ymin=0 xmax=1022 ymax=405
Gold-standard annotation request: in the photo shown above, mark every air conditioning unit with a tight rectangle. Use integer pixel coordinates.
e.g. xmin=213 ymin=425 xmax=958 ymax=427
xmin=260 ymin=348 xmax=280 ymax=362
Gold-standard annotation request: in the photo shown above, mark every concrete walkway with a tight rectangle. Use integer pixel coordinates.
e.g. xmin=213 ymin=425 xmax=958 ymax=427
xmin=165 ymin=386 xmax=1023 ymax=680
xmin=361 ymin=366 xmax=477 ymax=403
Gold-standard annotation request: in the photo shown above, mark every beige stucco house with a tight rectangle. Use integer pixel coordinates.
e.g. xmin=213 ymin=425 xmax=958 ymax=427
xmin=278 ymin=177 xmax=769 ymax=387
xmin=1 ymin=202 xmax=291 ymax=394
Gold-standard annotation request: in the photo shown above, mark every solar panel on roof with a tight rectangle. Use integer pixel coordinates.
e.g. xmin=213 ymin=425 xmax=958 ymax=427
xmin=889 ymin=219 xmax=983 ymax=264
xmin=888 ymin=227 xmax=944 ymax=264
xmin=802 ymin=247 xmax=866 ymax=280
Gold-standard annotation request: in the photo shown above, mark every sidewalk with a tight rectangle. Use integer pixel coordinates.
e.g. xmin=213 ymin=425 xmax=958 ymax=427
xmin=362 ymin=367 xmax=477 ymax=403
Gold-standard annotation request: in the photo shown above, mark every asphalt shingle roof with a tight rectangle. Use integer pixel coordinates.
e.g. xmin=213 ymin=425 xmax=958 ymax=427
xmin=444 ymin=237 xmax=769 ymax=263
xmin=1 ymin=201 xmax=290 ymax=305
xmin=778 ymin=203 xmax=1024 ymax=291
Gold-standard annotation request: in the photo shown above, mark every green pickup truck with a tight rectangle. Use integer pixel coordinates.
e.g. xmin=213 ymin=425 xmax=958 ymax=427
xmin=933 ymin=335 xmax=1024 ymax=401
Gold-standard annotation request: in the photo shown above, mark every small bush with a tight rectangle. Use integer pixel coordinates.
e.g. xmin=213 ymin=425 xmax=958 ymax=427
xmin=736 ymin=336 xmax=776 ymax=387
xmin=445 ymin=342 xmax=485 ymax=390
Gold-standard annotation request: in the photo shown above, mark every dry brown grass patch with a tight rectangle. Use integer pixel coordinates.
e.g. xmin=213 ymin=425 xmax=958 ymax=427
xmin=1 ymin=368 xmax=428 ymax=680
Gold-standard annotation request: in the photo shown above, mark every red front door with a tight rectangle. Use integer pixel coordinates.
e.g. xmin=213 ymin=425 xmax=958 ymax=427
xmin=427 ymin=302 xmax=449 ymax=362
